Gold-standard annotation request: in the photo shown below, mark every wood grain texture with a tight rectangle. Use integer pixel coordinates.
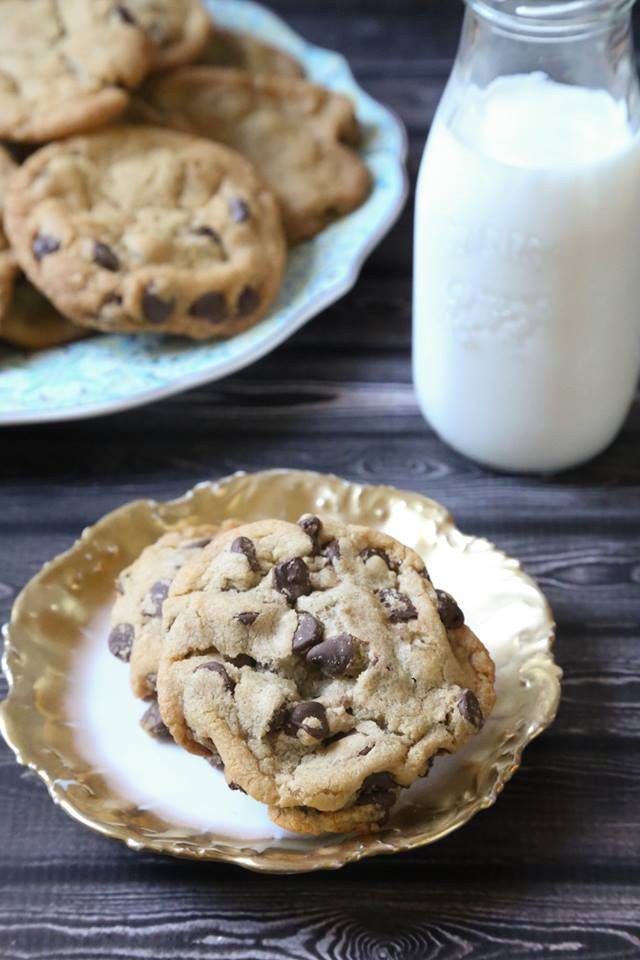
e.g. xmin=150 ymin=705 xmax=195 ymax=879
xmin=1 ymin=1 xmax=639 ymax=958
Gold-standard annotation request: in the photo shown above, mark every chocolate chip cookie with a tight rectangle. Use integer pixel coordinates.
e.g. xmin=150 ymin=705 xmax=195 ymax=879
xmin=132 ymin=68 xmax=371 ymax=244
xmin=109 ymin=522 xmax=238 ymax=701
xmin=157 ymin=516 xmax=495 ymax=834
xmin=0 ymin=145 xmax=16 ymax=321
xmin=0 ymin=1 xmax=151 ymax=142
xmin=0 ymin=274 xmax=89 ymax=350
xmin=197 ymin=28 xmax=304 ymax=78
xmin=4 ymin=126 xmax=287 ymax=339
xmin=125 ymin=0 xmax=212 ymax=71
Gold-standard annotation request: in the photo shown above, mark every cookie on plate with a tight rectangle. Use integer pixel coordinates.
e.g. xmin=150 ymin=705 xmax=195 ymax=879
xmin=4 ymin=126 xmax=287 ymax=339
xmin=197 ymin=27 xmax=304 ymax=78
xmin=0 ymin=0 xmax=151 ymax=142
xmin=0 ymin=145 xmax=16 ymax=320
xmin=157 ymin=516 xmax=496 ymax=834
xmin=132 ymin=68 xmax=371 ymax=244
xmin=125 ymin=0 xmax=212 ymax=71
xmin=0 ymin=274 xmax=89 ymax=350
xmin=108 ymin=522 xmax=238 ymax=701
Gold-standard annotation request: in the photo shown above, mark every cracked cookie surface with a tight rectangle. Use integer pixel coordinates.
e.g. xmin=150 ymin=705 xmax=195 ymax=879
xmin=0 ymin=0 xmax=151 ymax=142
xmin=4 ymin=126 xmax=287 ymax=339
xmin=132 ymin=68 xmax=371 ymax=244
xmin=197 ymin=28 xmax=304 ymax=78
xmin=125 ymin=0 xmax=211 ymax=71
xmin=157 ymin=516 xmax=495 ymax=834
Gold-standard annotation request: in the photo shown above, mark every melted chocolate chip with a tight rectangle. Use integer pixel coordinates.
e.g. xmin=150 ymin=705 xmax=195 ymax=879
xmin=273 ymin=557 xmax=311 ymax=603
xmin=229 ymin=197 xmax=250 ymax=222
xmin=230 ymin=654 xmax=257 ymax=668
xmin=140 ymin=700 xmax=171 ymax=739
xmin=458 ymin=689 xmax=484 ymax=729
xmin=186 ymin=537 xmax=212 ymax=549
xmin=322 ymin=539 xmax=341 ymax=563
xmin=147 ymin=579 xmax=170 ymax=617
xmin=359 ymin=547 xmax=397 ymax=570
xmin=306 ymin=634 xmax=354 ymax=678
xmin=114 ymin=4 xmax=137 ymax=23
xmin=228 ymin=781 xmax=246 ymax=793
xmin=191 ymin=225 xmax=221 ymax=243
xmin=268 ymin=704 xmax=288 ymax=733
xmin=32 ymin=234 xmax=60 ymax=260
xmin=108 ymin=623 xmax=133 ymax=661
xmin=436 ymin=590 xmax=465 ymax=629
xmin=230 ymin=536 xmax=260 ymax=572
xmin=356 ymin=772 xmax=397 ymax=809
xmin=195 ymin=660 xmax=235 ymax=692
xmin=284 ymin=701 xmax=330 ymax=740
xmin=142 ymin=287 xmax=175 ymax=325
xmin=358 ymin=744 xmax=373 ymax=757
xmin=235 ymin=611 xmax=259 ymax=626
xmin=93 ymin=241 xmax=119 ymax=271
xmin=236 ymin=285 xmax=259 ymax=317
xmin=298 ymin=513 xmax=322 ymax=547
xmin=378 ymin=588 xmax=418 ymax=623
xmin=292 ymin=612 xmax=323 ymax=654
xmin=189 ymin=291 xmax=227 ymax=324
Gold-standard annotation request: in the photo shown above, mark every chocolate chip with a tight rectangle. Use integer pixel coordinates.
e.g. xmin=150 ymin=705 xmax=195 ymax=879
xmin=306 ymin=634 xmax=354 ymax=678
xmin=292 ymin=612 xmax=323 ymax=654
xmin=114 ymin=4 xmax=137 ymax=24
xmin=236 ymin=285 xmax=259 ymax=317
xmin=32 ymin=234 xmax=60 ymax=260
xmin=324 ymin=729 xmax=357 ymax=747
xmin=360 ymin=547 xmax=397 ymax=571
xmin=378 ymin=588 xmax=418 ymax=623
xmin=230 ymin=536 xmax=260 ymax=572
xmin=284 ymin=701 xmax=330 ymax=740
xmin=229 ymin=197 xmax=250 ymax=222
xmin=108 ymin=623 xmax=133 ymax=661
xmin=195 ymin=660 xmax=235 ymax=692
xmin=436 ymin=590 xmax=465 ymax=629
xmin=191 ymin=225 xmax=221 ymax=242
xmin=189 ymin=291 xmax=227 ymax=324
xmin=228 ymin=781 xmax=246 ymax=793
xmin=230 ymin=654 xmax=257 ymax=668
xmin=268 ymin=704 xmax=288 ymax=733
xmin=235 ymin=611 xmax=258 ymax=626
xmin=322 ymin=539 xmax=341 ymax=563
xmin=142 ymin=286 xmax=175 ymax=325
xmin=273 ymin=557 xmax=311 ymax=603
xmin=147 ymin=579 xmax=170 ymax=617
xmin=93 ymin=241 xmax=119 ymax=271
xmin=358 ymin=744 xmax=373 ymax=757
xmin=458 ymin=689 xmax=483 ymax=730
xmin=186 ymin=537 xmax=212 ymax=549
xmin=298 ymin=513 xmax=322 ymax=547
xmin=139 ymin=701 xmax=171 ymax=739
xmin=356 ymin=772 xmax=396 ymax=809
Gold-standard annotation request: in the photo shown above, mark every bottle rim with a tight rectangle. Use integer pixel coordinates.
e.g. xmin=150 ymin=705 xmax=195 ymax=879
xmin=467 ymin=0 xmax=635 ymax=35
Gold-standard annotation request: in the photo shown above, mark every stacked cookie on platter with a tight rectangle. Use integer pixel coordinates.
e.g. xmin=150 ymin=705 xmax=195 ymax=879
xmin=109 ymin=515 xmax=496 ymax=835
xmin=0 ymin=0 xmax=371 ymax=349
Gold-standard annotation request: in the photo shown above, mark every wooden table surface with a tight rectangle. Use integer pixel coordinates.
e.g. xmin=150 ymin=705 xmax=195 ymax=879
xmin=2 ymin=2 xmax=640 ymax=958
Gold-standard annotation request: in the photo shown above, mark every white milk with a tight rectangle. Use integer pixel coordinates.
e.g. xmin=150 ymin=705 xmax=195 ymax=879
xmin=413 ymin=72 xmax=640 ymax=472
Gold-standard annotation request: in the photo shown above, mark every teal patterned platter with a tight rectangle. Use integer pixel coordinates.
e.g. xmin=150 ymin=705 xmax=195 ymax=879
xmin=0 ymin=0 xmax=407 ymax=425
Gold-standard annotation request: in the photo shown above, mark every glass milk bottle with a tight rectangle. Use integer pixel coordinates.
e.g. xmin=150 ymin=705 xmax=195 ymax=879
xmin=413 ymin=0 xmax=640 ymax=472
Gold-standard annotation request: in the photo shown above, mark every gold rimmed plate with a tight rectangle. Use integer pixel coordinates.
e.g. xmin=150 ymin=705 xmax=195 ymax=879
xmin=0 ymin=470 xmax=561 ymax=873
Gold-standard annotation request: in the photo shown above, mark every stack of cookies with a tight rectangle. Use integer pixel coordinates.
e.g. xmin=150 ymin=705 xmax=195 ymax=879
xmin=0 ymin=0 xmax=371 ymax=349
xmin=109 ymin=515 xmax=496 ymax=835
